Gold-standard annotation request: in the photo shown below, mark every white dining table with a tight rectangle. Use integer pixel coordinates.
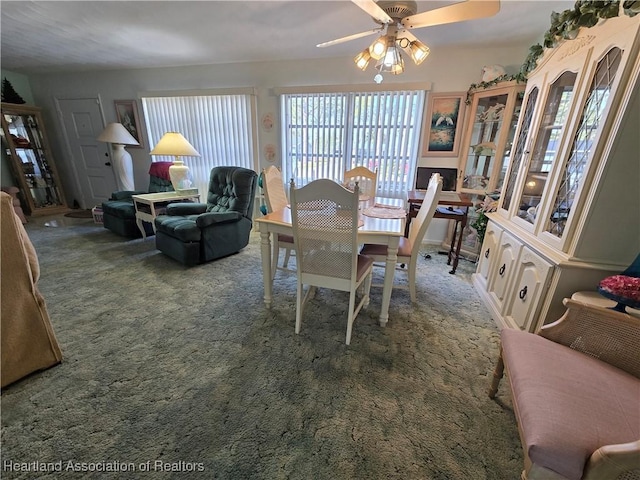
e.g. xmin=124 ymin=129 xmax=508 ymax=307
xmin=255 ymin=203 xmax=405 ymax=327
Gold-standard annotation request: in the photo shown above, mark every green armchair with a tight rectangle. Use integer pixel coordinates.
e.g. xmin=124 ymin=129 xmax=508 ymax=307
xmin=154 ymin=166 xmax=258 ymax=266
xmin=102 ymin=162 xmax=173 ymax=238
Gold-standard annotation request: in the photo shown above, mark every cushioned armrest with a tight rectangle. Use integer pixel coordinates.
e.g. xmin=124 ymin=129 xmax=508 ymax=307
xmin=166 ymin=203 xmax=207 ymax=216
xmin=110 ymin=190 xmax=146 ymax=201
xmin=195 ymin=211 xmax=242 ymax=228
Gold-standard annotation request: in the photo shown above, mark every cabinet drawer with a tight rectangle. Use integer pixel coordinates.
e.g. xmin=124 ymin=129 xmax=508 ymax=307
xmin=487 ymin=231 xmax=523 ymax=313
xmin=476 ymin=221 xmax=502 ymax=288
xmin=503 ymin=247 xmax=554 ymax=331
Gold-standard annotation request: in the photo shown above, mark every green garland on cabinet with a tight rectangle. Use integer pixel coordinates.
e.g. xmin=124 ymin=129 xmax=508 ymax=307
xmin=466 ymin=0 xmax=640 ymax=104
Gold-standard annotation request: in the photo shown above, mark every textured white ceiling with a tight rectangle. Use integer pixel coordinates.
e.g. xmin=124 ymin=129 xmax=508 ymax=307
xmin=1 ymin=0 xmax=576 ymax=73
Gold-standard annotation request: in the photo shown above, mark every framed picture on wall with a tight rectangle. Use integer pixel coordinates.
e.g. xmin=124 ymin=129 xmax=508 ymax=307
xmin=422 ymin=92 xmax=466 ymax=157
xmin=114 ymin=99 xmax=144 ymax=148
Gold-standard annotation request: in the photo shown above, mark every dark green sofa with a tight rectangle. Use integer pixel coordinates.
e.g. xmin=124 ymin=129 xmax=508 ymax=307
xmin=154 ymin=166 xmax=257 ymax=266
xmin=102 ymin=162 xmax=174 ymax=238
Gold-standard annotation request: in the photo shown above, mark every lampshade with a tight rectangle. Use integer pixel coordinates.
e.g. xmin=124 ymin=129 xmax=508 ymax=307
xmin=97 ymin=123 xmax=139 ymax=146
xmin=369 ymin=36 xmax=387 ymax=60
xmin=354 ymin=48 xmax=372 ymax=71
xmin=150 ymin=132 xmax=200 ymax=157
xmin=409 ymin=40 xmax=430 ymax=65
xmin=378 ymin=44 xmax=405 ymax=75
xmin=150 ymin=132 xmax=200 ymax=193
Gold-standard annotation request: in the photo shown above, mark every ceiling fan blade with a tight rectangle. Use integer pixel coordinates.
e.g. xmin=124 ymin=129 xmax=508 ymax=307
xmin=316 ymin=28 xmax=382 ymax=48
xmin=401 ymin=0 xmax=500 ymax=30
xmin=351 ymin=0 xmax=393 ymax=24
xmin=398 ymin=29 xmax=419 ymax=42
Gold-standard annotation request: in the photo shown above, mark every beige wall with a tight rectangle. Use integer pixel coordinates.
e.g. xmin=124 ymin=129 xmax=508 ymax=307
xmin=23 ymin=44 xmax=530 ymax=241
xmin=27 ymin=45 xmax=529 ymax=203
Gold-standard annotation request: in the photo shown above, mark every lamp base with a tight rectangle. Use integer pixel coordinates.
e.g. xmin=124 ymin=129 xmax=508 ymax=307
xmin=169 ymin=160 xmax=192 ymax=191
xmin=112 ymin=144 xmax=134 ymax=191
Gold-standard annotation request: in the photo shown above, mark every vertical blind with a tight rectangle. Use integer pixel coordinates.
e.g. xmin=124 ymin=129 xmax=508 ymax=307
xmin=281 ymin=90 xmax=425 ymax=198
xmin=142 ymin=94 xmax=255 ymax=198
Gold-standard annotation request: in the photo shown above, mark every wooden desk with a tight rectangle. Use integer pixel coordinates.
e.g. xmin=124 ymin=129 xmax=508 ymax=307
xmin=405 ymin=190 xmax=473 ymax=274
xmin=255 ymin=207 xmax=404 ymax=327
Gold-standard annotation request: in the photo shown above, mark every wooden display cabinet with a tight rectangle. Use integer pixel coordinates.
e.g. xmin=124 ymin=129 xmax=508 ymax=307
xmin=473 ymin=12 xmax=640 ymax=332
xmin=457 ymin=82 xmax=525 ymax=196
xmin=1 ymin=103 xmax=67 ymax=216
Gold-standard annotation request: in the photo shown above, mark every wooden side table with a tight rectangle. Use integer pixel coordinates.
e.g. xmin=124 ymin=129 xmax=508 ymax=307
xmin=406 ymin=190 xmax=473 ymax=274
xmin=132 ymin=191 xmax=200 ymax=239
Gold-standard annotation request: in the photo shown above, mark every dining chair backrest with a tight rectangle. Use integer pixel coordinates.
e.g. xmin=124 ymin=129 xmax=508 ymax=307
xmin=290 ymin=179 xmax=360 ymax=283
xmin=408 ymin=173 xmax=443 ymax=257
xmin=262 ymin=165 xmax=288 ymax=212
xmin=344 ymin=166 xmax=377 ymax=208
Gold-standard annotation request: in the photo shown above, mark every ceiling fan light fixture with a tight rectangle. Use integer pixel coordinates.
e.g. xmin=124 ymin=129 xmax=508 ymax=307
xmin=354 ymin=48 xmax=372 ymax=70
xmin=409 ymin=39 xmax=430 ymax=65
xmin=369 ymin=36 xmax=388 ymax=60
xmin=376 ymin=45 xmax=404 ymax=75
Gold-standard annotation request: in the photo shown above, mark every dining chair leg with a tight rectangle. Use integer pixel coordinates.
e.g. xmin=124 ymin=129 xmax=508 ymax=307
xmin=271 ymin=234 xmax=279 ymax=280
xmin=295 ymin=281 xmax=304 ymax=334
xmin=283 ymin=247 xmax=292 ymax=268
xmin=409 ymin=258 xmax=418 ymax=302
xmin=363 ymin=272 xmax=373 ymax=307
xmin=345 ymin=291 xmax=357 ymax=345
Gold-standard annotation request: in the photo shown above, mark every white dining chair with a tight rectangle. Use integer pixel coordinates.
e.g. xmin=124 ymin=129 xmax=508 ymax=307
xmin=360 ymin=173 xmax=443 ymax=302
xmin=289 ymin=178 xmax=374 ymax=345
xmin=262 ymin=166 xmax=295 ymax=278
xmin=344 ymin=166 xmax=377 ymax=209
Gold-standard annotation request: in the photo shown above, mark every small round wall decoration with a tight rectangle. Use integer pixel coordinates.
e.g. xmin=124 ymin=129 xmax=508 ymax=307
xmin=264 ymin=144 xmax=276 ymax=163
xmin=261 ymin=113 xmax=274 ymax=132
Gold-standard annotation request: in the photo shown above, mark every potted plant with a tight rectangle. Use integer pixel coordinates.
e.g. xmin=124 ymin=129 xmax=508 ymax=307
xmin=471 ymin=194 xmax=498 ymax=245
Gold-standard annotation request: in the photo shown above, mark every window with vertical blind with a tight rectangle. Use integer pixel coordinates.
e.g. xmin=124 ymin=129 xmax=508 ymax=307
xmin=281 ymin=89 xmax=425 ymax=198
xmin=141 ymin=92 xmax=256 ymax=197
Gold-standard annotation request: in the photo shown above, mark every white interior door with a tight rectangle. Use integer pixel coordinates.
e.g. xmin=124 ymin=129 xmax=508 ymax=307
xmin=55 ymin=97 xmax=118 ymax=208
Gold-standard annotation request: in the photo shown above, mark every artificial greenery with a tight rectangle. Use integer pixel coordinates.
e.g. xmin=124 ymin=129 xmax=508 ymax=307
xmin=522 ymin=1 xmax=639 ymax=76
xmin=465 ymin=73 xmax=526 ymax=104
xmin=1 ymin=78 xmax=25 ymax=104
xmin=471 ymin=212 xmax=489 ymax=245
xmin=466 ymin=1 xmax=640 ymax=103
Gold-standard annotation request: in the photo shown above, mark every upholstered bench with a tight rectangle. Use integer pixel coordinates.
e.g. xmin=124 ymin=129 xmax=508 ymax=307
xmin=489 ymin=298 xmax=640 ymax=480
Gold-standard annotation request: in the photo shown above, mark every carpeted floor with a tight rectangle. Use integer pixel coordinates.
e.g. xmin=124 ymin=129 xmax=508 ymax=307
xmin=1 ymin=215 xmax=522 ymax=479
xmin=64 ymin=209 xmax=94 ymax=219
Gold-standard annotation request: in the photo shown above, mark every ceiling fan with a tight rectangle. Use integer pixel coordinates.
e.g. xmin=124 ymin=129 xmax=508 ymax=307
xmin=317 ymin=0 xmax=500 ymax=82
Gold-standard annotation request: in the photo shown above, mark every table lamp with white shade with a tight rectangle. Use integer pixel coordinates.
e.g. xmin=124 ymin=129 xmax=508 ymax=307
xmin=97 ymin=123 xmax=140 ymax=191
xmin=149 ymin=132 xmax=200 ymax=193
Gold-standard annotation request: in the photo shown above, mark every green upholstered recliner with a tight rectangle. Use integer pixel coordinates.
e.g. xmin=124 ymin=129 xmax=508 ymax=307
xmin=154 ymin=166 xmax=258 ymax=266
xmin=102 ymin=162 xmax=174 ymax=238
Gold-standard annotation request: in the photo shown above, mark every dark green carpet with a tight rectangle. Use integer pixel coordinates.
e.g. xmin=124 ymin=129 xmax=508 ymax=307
xmin=1 ymin=215 xmax=521 ymax=479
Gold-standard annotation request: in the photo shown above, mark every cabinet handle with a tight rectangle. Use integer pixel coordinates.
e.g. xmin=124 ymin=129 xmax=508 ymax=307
xmin=484 ymin=248 xmax=490 ymax=258
xmin=104 ymin=162 xmax=112 ymax=166
xmin=519 ymin=286 xmax=528 ymax=300
xmin=499 ymin=264 xmax=506 ymax=276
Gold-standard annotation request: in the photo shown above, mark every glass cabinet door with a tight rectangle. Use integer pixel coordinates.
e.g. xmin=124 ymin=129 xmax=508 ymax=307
xmin=1 ymin=103 xmax=66 ymax=215
xmin=462 ymin=92 xmax=509 ymax=191
xmin=501 ymin=86 xmax=539 ymax=214
xmin=516 ymin=71 xmax=577 ymax=225
xmin=544 ymin=47 xmax=622 ymax=238
xmin=459 ymin=83 xmax=525 ymax=196
xmin=496 ymin=90 xmax=525 ymax=190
